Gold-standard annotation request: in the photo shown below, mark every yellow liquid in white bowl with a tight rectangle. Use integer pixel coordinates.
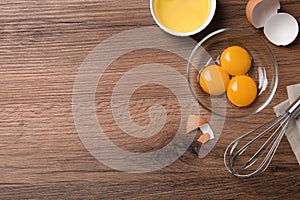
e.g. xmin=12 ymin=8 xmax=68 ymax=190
xmin=154 ymin=0 xmax=211 ymax=33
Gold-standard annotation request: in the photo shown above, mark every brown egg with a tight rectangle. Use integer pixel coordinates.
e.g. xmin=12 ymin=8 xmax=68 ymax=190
xmin=246 ymin=0 xmax=280 ymax=28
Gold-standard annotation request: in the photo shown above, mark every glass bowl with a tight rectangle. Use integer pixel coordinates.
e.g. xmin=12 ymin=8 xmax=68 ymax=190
xmin=187 ymin=28 xmax=278 ymax=118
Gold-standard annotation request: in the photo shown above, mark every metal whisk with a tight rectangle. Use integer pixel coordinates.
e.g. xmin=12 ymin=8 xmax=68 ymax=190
xmin=224 ymin=97 xmax=300 ymax=178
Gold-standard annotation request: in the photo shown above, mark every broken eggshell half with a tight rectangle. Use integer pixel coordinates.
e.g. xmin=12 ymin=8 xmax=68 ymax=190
xmin=246 ymin=0 xmax=299 ymax=46
xmin=246 ymin=0 xmax=280 ymax=29
xmin=264 ymin=13 xmax=299 ymax=46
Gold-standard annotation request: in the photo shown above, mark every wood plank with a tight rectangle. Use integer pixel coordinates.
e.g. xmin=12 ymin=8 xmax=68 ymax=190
xmin=0 ymin=0 xmax=299 ymax=199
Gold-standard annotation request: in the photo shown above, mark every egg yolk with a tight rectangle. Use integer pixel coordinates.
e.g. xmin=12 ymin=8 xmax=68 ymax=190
xmin=199 ymin=65 xmax=230 ymax=96
xmin=220 ymin=46 xmax=252 ymax=76
xmin=227 ymin=75 xmax=257 ymax=107
xmin=154 ymin=0 xmax=211 ymax=33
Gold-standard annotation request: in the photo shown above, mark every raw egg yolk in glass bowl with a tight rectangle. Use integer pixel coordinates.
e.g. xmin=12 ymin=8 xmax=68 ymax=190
xmin=199 ymin=65 xmax=230 ymax=96
xmin=220 ymin=45 xmax=252 ymax=76
xmin=227 ymin=75 xmax=258 ymax=107
xmin=187 ymin=28 xmax=278 ymax=118
xmin=199 ymin=45 xmax=258 ymax=107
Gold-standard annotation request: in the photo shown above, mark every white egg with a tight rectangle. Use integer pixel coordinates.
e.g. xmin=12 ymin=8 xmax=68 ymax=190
xmin=263 ymin=13 xmax=299 ymax=46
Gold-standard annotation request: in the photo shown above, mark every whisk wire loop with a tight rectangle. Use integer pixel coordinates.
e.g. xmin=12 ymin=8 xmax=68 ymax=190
xmin=224 ymin=97 xmax=300 ymax=178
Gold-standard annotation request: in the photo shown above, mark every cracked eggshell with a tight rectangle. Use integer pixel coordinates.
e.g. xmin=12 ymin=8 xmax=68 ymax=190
xmin=246 ymin=0 xmax=280 ymax=28
xmin=264 ymin=13 xmax=299 ymax=46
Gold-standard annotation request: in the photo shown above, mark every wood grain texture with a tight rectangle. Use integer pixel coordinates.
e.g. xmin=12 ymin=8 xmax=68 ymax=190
xmin=0 ymin=0 xmax=299 ymax=199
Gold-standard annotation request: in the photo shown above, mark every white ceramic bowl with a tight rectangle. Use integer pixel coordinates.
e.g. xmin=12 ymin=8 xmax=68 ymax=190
xmin=150 ymin=0 xmax=216 ymax=37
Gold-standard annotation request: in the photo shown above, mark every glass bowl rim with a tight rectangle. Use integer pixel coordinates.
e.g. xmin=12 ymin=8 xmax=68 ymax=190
xmin=186 ymin=28 xmax=279 ymax=118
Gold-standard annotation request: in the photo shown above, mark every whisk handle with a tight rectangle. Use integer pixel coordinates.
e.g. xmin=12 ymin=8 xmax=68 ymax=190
xmin=287 ymin=97 xmax=300 ymax=119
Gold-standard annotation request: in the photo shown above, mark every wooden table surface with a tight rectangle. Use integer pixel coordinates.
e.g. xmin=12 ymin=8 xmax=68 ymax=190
xmin=0 ymin=0 xmax=299 ymax=199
